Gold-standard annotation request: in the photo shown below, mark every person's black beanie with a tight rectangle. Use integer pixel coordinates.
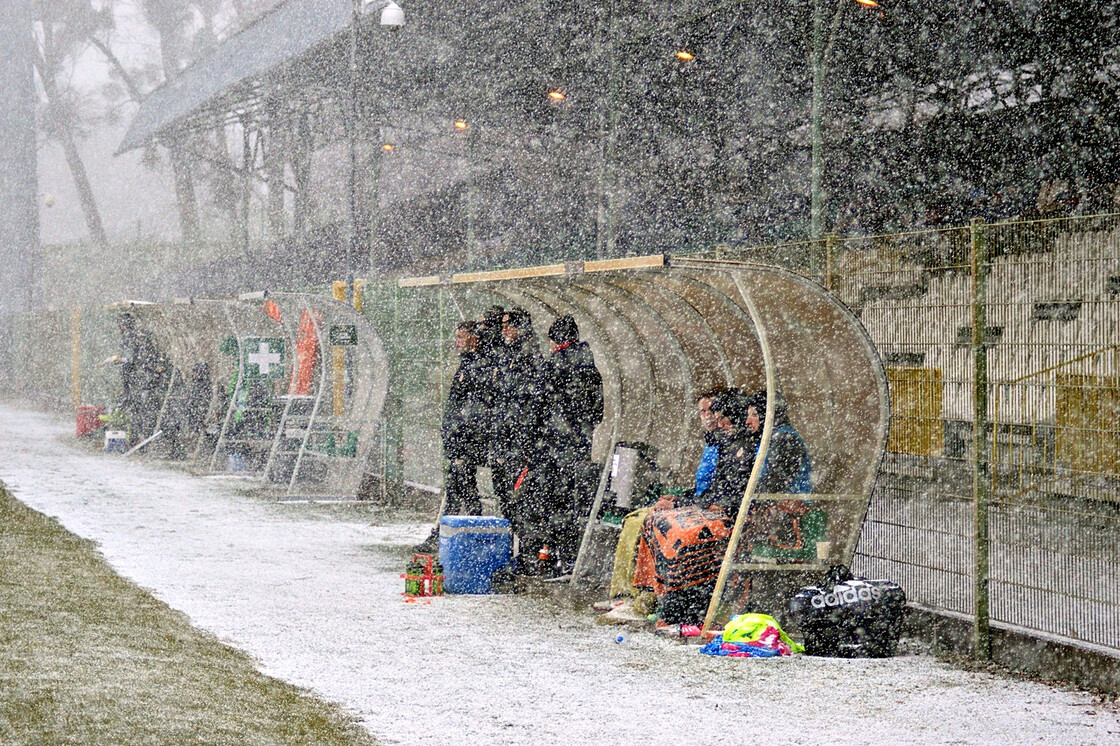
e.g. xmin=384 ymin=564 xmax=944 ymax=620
xmin=548 ymin=314 xmax=579 ymax=344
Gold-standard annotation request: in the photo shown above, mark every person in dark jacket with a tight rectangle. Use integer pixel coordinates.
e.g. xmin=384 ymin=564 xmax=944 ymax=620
xmin=490 ymin=308 xmax=546 ymax=552
xmin=529 ymin=314 xmax=604 ymax=575
xmin=541 ymin=315 xmax=603 ymax=461
xmin=116 ymin=312 xmax=170 ymax=444
xmin=415 ymin=321 xmax=493 ymax=552
xmin=477 ymin=305 xmax=505 ymax=363
xmin=732 ymin=389 xmax=813 ymax=552
xmin=744 ymin=389 xmax=812 ymax=495
xmin=704 ymin=390 xmax=761 ymax=519
xmin=442 ymin=322 xmax=493 ymax=512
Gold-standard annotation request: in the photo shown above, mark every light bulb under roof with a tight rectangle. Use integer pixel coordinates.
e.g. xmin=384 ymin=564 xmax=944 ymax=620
xmin=379 ymin=1 xmax=404 ymax=26
xmin=454 ymin=120 xmax=468 ymax=130
xmin=382 ymin=143 xmax=395 ymax=151
xmin=548 ymin=90 xmax=565 ymax=101
xmin=676 ymin=51 xmax=694 ymax=61
xmin=856 ymin=0 xmax=879 ymax=7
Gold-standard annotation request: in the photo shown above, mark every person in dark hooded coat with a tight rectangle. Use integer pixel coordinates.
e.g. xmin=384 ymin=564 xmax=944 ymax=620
xmin=540 ymin=315 xmax=603 ymax=462
xmin=489 ymin=307 xmax=547 ymax=553
xmin=522 ymin=314 xmax=604 ymax=575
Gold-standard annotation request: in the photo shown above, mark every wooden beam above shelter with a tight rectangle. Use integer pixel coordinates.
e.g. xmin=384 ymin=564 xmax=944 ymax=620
xmin=397 ymin=254 xmax=667 ymax=288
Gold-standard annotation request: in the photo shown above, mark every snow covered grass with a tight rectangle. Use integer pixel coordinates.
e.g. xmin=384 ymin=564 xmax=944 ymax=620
xmin=0 ymin=485 xmax=375 ymax=746
xmin=2 ymin=405 xmax=1118 ymax=744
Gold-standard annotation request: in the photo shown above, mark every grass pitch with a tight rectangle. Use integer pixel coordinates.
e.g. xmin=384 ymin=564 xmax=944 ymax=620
xmin=0 ymin=484 xmax=377 ymax=745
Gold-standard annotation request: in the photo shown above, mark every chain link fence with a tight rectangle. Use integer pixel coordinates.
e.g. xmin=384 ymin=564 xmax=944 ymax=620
xmin=689 ymin=214 xmax=1120 ymax=654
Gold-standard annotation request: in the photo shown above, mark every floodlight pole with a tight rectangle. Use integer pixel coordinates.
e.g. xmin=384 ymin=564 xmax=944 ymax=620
xmin=348 ymin=0 xmax=403 ymax=281
xmin=596 ymin=0 xmax=620 ymax=260
xmin=348 ymin=0 xmax=361 ymax=287
xmin=810 ymin=0 xmax=847 ymax=241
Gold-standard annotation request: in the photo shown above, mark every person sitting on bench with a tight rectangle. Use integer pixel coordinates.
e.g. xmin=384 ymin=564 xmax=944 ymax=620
xmin=632 ymin=389 xmax=811 ymax=631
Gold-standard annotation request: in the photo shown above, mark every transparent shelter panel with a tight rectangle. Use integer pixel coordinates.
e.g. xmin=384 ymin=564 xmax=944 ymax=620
xmin=699 ymin=264 xmax=889 ymax=633
xmin=263 ymin=293 xmax=388 ymax=499
xmin=569 ymin=279 xmax=694 ymax=471
xmin=202 ymin=300 xmax=291 ymax=479
xmin=705 ymin=493 xmax=871 ymax=629
xmin=117 ymin=301 xmax=264 ymax=464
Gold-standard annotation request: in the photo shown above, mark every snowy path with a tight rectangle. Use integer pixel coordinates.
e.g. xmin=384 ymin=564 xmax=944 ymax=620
xmin=1 ymin=406 xmax=1116 ymax=745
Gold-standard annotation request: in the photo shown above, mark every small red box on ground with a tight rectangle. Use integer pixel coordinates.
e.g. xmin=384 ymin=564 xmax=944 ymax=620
xmin=76 ymin=405 xmax=105 ymax=437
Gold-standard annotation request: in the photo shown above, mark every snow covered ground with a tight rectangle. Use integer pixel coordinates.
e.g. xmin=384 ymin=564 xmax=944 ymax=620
xmin=1 ymin=404 xmax=1116 ymax=745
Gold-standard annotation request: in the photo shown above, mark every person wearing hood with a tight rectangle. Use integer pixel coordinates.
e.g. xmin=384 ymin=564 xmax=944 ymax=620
xmin=523 ymin=314 xmax=604 ymax=576
xmin=729 ymin=389 xmax=813 ymax=556
xmin=743 ymin=389 xmax=812 ymax=496
xmin=490 ymin=307 xmax=547 ymax=554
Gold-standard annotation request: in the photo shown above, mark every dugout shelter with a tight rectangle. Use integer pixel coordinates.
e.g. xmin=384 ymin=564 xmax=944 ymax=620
xmin=399 ymin=255 xmax=891 ymax=627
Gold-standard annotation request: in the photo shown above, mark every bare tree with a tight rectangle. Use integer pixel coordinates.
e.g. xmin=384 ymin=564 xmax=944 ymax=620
xmin=32 ymin=0 xmax=110 ymax=250
xmin=140 ymin=0 xmax=202 ymax=243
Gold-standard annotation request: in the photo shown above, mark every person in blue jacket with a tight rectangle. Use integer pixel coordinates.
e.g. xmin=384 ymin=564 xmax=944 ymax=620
xmin=692 ymin=389 xmax=724 ymax=500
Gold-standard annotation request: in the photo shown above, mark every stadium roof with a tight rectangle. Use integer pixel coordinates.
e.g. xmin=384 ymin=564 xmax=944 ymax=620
xmin=116 ymin=0 xmax=351 ymax=154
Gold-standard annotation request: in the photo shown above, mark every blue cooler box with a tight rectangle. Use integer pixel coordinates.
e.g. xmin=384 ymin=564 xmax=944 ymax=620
xmin=439 ymin=516 xmax=512 ymax=594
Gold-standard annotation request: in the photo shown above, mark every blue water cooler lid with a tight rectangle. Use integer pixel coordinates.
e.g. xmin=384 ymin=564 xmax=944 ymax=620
xmin=440 ymin=516 xmax=510 ymax=529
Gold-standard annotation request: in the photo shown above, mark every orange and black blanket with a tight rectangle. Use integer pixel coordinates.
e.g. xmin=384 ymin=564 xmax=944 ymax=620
xmin=634 ymin=506 xmax=731 ymax=596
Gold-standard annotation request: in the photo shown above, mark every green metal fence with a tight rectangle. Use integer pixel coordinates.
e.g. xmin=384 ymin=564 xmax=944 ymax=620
xmin=364 ymin=279 xmax=454 ymax=497
xmin=688 ymin=213 xmax=1120 ymax=656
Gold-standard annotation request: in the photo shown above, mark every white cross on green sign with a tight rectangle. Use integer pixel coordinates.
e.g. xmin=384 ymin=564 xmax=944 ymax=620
xmin=242 ymin=337 xmax=286 ymax=379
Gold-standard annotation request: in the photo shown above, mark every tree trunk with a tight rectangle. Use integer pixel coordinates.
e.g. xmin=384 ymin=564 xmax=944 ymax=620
xmin=152 ymin=26 xmax=202 ymax=244
xmin=169 ymin=147 xmax=202 ymax=243
xmin=57 ymin=125 xmax=108 ymax=249
xmin=32 ymin=53 xmax=108 ymax=250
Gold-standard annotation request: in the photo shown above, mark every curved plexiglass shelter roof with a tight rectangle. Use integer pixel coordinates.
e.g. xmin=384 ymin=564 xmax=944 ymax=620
xmin=402 ymin=255 xmax=890 ymax=623
xmin=402 ymin=255 xmax=889 ymax=502
xmin=112 ymin=293 xmax=388 ymax=500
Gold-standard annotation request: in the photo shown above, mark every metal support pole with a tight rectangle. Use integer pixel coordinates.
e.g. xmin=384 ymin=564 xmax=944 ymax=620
xmin=810 ymin=0 xmax=826 ymax=241
xmin=464 ymin=126 xmax=478 ymax=266
xmin=810 ymin=0 xmax=846 ymax=241
xmin=70 ymin=308 xmax=81 ymax=409
xmin=970 ymin=216 xmax=991 ymax=661
xmin=380 ymin=283 xmax=406 ymax=504
xmin=825 ymin=232 xmax=838 ymax=290
xmin=596 ymin=0 xmax=619 ymax=259
xmin=348 ymin=0 xmax=360 ymax=282
xmin=332 ymin=280 xmax=348 ymax=417
xmin=240 ymin=121 xmax=252 ymax=252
